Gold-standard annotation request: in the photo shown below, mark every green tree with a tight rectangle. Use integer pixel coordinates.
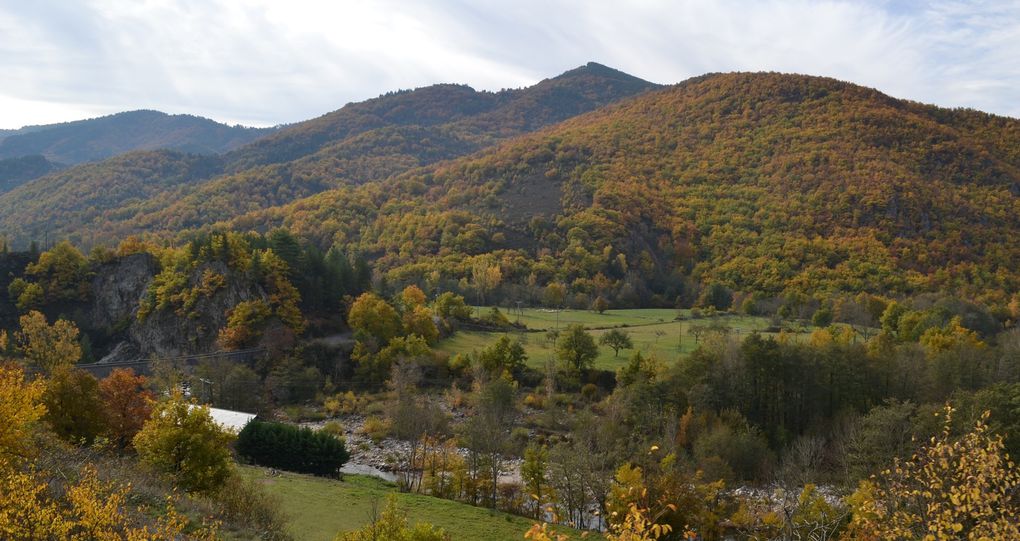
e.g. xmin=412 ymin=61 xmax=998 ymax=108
xmin=433 ymin=292 xmax=472 ymax=322
xmin=522 ymin=444 xmax=551 ymax=519
xmin=811 ymin=307 xmax=833 ymax=327
xmin=599 ymin=329 xmax=634 ymax=357
xmin=24 ymin=240 xmax=90 ymax=304
xmin=132 ymin=395 xmax=234 ymax=493
xmin=236 ymin=420 xmax=349 ymax=476
xmin=556 ymin=324 xmax=598 ymax=373
xmin=698 ymin=283 xmax=732 ymax=311
xmin=7 ymin=278 xmax=43 ymax=311
xmin=476 ymin=335 xmax=527 ymax=377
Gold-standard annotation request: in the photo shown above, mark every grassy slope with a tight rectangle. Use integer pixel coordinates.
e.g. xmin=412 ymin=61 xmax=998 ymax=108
xmin=240 ymin=467 xmax=573 ymax=541
xmin=438 ymin=308 xmax=804 ymax=370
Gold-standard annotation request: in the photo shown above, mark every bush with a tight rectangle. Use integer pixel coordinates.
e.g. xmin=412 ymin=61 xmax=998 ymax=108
xmin=236 ymin=420 xmax=350 ymax=477
xmin=321 ymin=420 xmax=345 ymax=439
xmin=361 ymin=416 xmax=392 ymax=442
xmin=214 ymin=474 xmax=291 ymax=540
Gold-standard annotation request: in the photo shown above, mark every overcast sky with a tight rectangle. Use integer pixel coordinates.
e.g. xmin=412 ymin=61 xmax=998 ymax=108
xmin=1 ymin=0 xmax=1017 ymax=129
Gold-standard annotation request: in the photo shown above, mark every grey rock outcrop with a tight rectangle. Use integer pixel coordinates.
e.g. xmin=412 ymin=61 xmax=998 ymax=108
xmin=90 ymin=252 xmax=158 ymax=332
xmin=91 ymin=255 xmax=268 ymax=362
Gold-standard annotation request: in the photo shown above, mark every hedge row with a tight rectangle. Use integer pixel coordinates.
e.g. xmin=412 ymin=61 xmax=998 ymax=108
xmin=236 ymin=420 xmax=349 ymax=476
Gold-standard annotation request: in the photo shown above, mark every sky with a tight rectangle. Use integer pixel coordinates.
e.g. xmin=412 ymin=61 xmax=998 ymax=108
xmin=0 ymin=0 xmax=1018 ymax=129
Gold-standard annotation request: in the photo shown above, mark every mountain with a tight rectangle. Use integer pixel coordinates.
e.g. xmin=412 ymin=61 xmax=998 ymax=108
xmin=0 ymin=110 xmax=274 ymax=165
xmin=0 ymin=63 xmax=659 ymax=244
xmin=217 ymin=72 xmax=1020 ymax=302
xmin=0 ymin=150 xmax=223 ymax=244
xmin=0 ymin=155 xmax=63 ymax=193
xmin=4 ymin=68 xmax=1019 ymax=302
xmin=226 ymin=62 xmax=657 ymax=171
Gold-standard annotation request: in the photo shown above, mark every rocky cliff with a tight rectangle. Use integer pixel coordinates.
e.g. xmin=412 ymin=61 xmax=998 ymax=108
xmin=90 ymin=255 xmax=270 ymax=362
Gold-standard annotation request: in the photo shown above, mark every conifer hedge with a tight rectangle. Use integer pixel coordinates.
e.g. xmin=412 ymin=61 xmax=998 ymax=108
xmin=236 ymin=420 xmax=349 ymax=476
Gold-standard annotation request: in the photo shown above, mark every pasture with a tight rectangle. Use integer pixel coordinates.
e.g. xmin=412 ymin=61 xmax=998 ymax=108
xmin=240 ymin=466 xmax=570 ymax=541
xmin=439 ymin=308 xmax=808 ymax=371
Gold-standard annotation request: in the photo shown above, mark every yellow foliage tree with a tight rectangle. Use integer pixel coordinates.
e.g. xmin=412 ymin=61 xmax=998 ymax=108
xmin=0 ymin=365 xmax=46 ymax=462
xmin=15 ymin=311 xmax=82 ymax=373
xmin=0 ymin=367 xmax=217 ymax=540
xmin=400 ymin=285 xmax=428 ymax=310
xmin=133 ymin=395 xmax=235 ymax=494
xmin=843 ymin=406 xmax=1020 ymax=540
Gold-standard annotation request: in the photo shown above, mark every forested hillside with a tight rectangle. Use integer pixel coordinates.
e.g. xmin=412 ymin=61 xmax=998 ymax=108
xmin=3 ymin=69 xmax=1020 ymax=541
xmin=0 ymin=155 xmax=63 ymax=192
xmin=0 ymin=63 xmax=657 ymax=246
xmin=0 ymin=150 xmax=224 ymax=245
xmin=3 ymin=70 xmax=1020 ymax=307
xmin=220 ymin=72 xmax=1020 ymax=306
xmin=0 ymin=109 xmax=273 ymax=165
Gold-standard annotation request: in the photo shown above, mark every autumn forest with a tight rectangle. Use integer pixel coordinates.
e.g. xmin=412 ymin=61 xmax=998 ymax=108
xmin=1 ymin=62 xmax=1018 ymax=540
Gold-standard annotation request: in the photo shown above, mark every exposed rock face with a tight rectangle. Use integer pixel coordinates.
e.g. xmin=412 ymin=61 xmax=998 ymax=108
xmin=90 ymin=252 xmax=159 ymax=332
xmin=91 ymin=255 xmax=268 ymax=362
xmin=129 ymin=261 xmax=266 ymax=359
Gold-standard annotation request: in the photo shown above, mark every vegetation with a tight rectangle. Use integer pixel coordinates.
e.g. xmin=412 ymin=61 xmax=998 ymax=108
xmin=844 ymin=407 xmax=1019 ymax=540
xmin=238 ymin=468 xmax=571 ymax=541
xmin=2 ymin=64 xmax=1020 ymax=541
xmin=209 ymin=72 xmax=1020 ymax=313
xmin=237 ymin=420 xmax=350 ymax=476
xmin=0 ymin=365 xmax=221 ymax=539
xmin=335 ymin=494 xmax=449 ymax=541
xmin=0 ymin=64 xmax=655 ymax=248
xmin=133 ymin=395 xmax=235 ymax=494
xmin=0 ymin=109 xmax=271 ymax=165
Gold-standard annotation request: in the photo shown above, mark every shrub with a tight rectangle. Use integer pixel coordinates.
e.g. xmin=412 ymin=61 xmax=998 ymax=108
xmin=361 ymin=416 xmax=392 ymax=442
xmin=236 ymin=420 xmax=350 ymax=477
xmin=214 ymin=474 xmax=291 ymax=540
xmin=321 ymin=420 xmax=345 ymax=439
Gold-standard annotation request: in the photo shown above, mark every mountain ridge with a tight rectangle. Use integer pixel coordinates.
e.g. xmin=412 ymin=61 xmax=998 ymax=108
xmin=0 ymin=63 xmax=659 ymax=245
xmin=0 ymin=109 xmax=275 ymax=165
xmin=212 ymin=71 xmax=1020 ymax=302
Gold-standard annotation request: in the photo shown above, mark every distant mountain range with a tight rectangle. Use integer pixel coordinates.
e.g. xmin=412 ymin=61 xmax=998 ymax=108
xmin=1 ymin=64 xmax=1019 ymax=299
xmin=0 ymin=110 xmax=274 ymax=189
xmin=0 ymin=62 xmax=657 ymax=242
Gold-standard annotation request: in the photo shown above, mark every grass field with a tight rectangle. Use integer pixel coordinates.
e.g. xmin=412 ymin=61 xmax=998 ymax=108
xmin=240 ymin=466 xmax=571 ymax=541
xmin=439 ymin=308 xmax=807 ymax=371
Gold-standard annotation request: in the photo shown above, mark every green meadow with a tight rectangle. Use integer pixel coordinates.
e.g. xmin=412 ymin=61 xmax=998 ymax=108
xmin=438 ymin=308 xmax=807 ymax=371
xmin=240 ymin=466 xmax=573 ymax=541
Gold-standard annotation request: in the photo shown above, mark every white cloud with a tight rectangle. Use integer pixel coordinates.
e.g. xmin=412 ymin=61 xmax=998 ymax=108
xmin=0 ymin=0 xmax=1017 ymax=129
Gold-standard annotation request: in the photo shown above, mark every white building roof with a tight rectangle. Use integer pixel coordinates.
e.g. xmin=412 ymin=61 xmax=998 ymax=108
xmin=204 ymin=406 xmax=257 ymax=432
